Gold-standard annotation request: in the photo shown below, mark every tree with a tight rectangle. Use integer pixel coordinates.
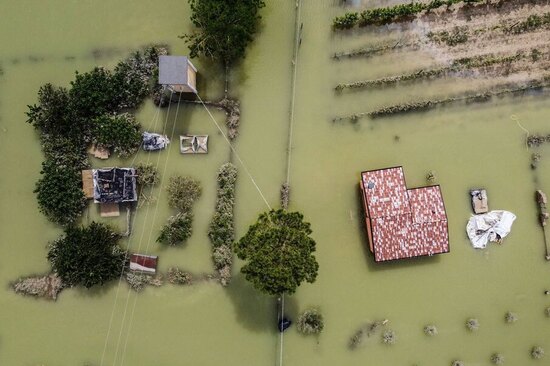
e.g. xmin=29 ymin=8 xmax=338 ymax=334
xmin=47 ymin=222 xmax=126 ymax=288
xmin=234 ymin=209 xmax=319 ymax=296
xmin=181 ymin=0 xmax=265 ymax=66
xmin=93 ymin=113 xmax=142 ymax=158
xmin=157 ymin=212 xmax=193 ymax=246
xmin=34 ymin=160 xmax=87 ymax=227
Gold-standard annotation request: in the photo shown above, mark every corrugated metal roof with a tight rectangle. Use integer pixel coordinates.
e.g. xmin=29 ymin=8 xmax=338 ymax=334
xmin=361 ymin=167 xmax=449 ymax=262
xmin=159 ymin=55 xmax=190 ymax=85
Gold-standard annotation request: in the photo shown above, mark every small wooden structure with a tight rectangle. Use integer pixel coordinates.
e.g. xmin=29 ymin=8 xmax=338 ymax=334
xmin=180 ymin=135 xmax=208 ymax=154
xmin=159 ymin=55 xmax=197 ymax=94
xmin=100 ymin=202 xmax=120 ymax=217
xmin=470 ymin=189 xmax=488 ymax=214
xmin=81 ymin=170 xmax=94 ymax=199
xmin=129 ymin=254 xmax=158 ymax=274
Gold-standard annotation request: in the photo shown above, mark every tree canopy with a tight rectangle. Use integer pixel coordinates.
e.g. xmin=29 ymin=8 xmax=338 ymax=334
xmin=182 ymin=0 xmax=265 ymax=66
xmin=234 ymin=209 xmax=319 ymax=296
xmin=47 ymin=222 xmax=126 ymax=288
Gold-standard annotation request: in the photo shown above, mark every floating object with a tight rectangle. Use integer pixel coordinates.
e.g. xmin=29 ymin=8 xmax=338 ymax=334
xmin=158 ymin=55 xmax=197 ymax=94
xmin=129 ymin=254 xmax=158 ymax=274
xmin=180 ymin=135 xmax=208 ymax=154
xmin=466 ymin=210 xmax=516 ymax=249
xmin=535 ymin=190 xmax=550 ymax=260
xmin=359 ymin=166 xmax=449 ymax=262
xmin=87 ymin=144 xmax=110 ymax=159
xmin=470 ymin=189 xmax=488 ymax=214
xmin=92 ymin=167 xmax=137 ymax=203
xmin=99 ymin=202 xmax=120 ymax=217
xmin=142 ymin=131 xmax=170 ymax=151
xmin=278 ymin=318 xmax=292 ymax=332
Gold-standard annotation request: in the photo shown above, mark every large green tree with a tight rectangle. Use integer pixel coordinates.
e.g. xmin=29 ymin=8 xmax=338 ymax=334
xmin=47 ymin=222 xmax=126 ymax=288
xmin=234 ymin=209 xmax=319 ymax=296
xmin=182 ymin=0 xmax=265 ymax=66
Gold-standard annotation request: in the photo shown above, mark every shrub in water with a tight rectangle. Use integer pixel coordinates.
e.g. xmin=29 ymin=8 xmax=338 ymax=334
xmin=504 ymin=311 xmax=518 ymax=323
xmin=545 ymin=307 xmax=550 ymax=317
xmin=297 ymin=309 xmax=324 ymax=335
xmin=212 ymin=245 xmax=233 ymax=269
xmin=490 ymin=353 xmax=504 ymax=365
xmin=424 ymin=324 xmax=438 ymax=336
xmin=167 ymin=175 xmax=202 ymax=211
xmin=157 ymin=212 xmax=193 ymax=246
xmin=136 ymin=162 xmax=159 ymax=187
xmin=451 ymin=360 xmax=464 ymax=366
xmin=167 ymin=267 xmax=192 ymax=285
xmin=382 ymin=330 xmax=396 ymax=345
xmin=531 ymin=346 xmax=544 ymax=359
xmin=466 ymin=318 xmax=479 ymax=331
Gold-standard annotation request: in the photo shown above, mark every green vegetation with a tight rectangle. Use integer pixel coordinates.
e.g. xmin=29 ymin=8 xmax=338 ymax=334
xmin=47 ymin=222 xmax=126 ymax=288
xmin=297 ymin=309 xmax=324 ymax=335
xmin=208 ymin=163 xmax=237 ymax=286
xmin=466 ymin=318 xmax=480 ymax=331
xmin=26 ymin=46 xmax=166 ymax=227
xmin=349 ymin=320 xmax=388 ymax=349
xmin=332 ymin=0 xmax=485 ymax=30
xmin=181 ymin=0 xmax=265 ymax=66
xmin=157 ymin=212 xmax=193 ymax=246
xmin=382 ymin=329 xmax=396 ymax=345
xmin=428 ymin=26 xmax=469 ymax=46
xmin=35 ymin=160 xmax=86 ymax=227
xmin=507 ymin=13 xmax=550 ymax=35
xmin=135 ymin=162 xmax=159 ymax=187
xmin=531 ymin=346 xmax=545 ymax=359
xmin=234 ymin=209 xmax=319 ymax=296
xmin=166 ymin=176 xmax=202 ymax=211
xmin=335 ymin=52 xmax=524 ymax=91
xmin=93 ymin=113 xmax=141 ymax=158
xmin=424 ymin=324 xmax=438 ymax=336
xmin=504 ymin=311 xmax=518 ymax=323
xmin=491 ymin=353 xmax=504 ymax=364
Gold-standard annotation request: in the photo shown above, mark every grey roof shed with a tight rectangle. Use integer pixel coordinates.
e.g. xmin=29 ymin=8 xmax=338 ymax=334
xmin=158 ymin=56 xmax=197 ymax=93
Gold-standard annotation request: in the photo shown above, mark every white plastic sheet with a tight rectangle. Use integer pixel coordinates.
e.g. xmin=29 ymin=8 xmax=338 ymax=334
xmin=466 ymin=210 xmax=516 ymax=249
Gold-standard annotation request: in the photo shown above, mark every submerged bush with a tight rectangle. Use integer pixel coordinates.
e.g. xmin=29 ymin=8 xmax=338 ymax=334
xmin=157 ymin=212 xmax=193 ymax=246
xmin=490 ymin=353 xmax=504 ymax=365
xmin=35 ymin=160 xmax=86 ymax=227
xmin=136 ymin=162 xmax=159 ymax=187
xmin=382 ymin=329 xmax=396 ymax=345
xmin=93 ymin=113 xmax=141 ymax=158
xmin=424 ymin=324 xmax=438 ymax=336
xmin=451 ymin=361 xmax=465 ymax=366
xmin=125 ymin=272 xmax=152 ymax=292
xmin=167 ymin=175 xmax=202 ymax=211
xmin=545 ymin=307 xmax=550 ymax=317
xmin=297 ymin=309 xmax=324 ymax=335
xmin=212 ymin=245 xmax=233 ymax=270
xmin=531 ymin=346 xmax=545 ymax=359
xmin=47 ymin=222 xmax=125 ymax=288
xmin=504 ymin=311 xmax=518 ymax=323
xmin=167 ymin=267 xmax=192 ymax=285
xmin=466 ymin=318 xmax=479 ymax=331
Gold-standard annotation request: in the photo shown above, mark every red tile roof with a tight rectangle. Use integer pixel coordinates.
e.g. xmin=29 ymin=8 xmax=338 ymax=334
xmin=361 ymin=167 xmax=449 ymax=262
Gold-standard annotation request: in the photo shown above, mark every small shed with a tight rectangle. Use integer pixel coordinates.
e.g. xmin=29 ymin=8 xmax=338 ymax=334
xmin=129 ymin=254 xmax=158 ymax=274
xmin=159 ymin=55 xmax=197 ymax=94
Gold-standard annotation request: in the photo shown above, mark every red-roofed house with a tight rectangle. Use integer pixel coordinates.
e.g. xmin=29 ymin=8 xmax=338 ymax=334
xmin=360 ymin=167 xmax=450 ymax=262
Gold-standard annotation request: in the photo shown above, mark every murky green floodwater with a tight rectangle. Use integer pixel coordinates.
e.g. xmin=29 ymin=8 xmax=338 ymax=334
xmin=1 ymin=1 xmax=549 ymax=365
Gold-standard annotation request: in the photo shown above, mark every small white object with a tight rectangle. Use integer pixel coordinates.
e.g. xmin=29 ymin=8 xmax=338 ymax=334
xmin=466 ymin=210 xmax=516 ymax=249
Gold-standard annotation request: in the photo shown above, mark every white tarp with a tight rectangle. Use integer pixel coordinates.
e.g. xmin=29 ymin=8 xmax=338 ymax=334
xmin=466 ymin=210 xmax=516 ymax=249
